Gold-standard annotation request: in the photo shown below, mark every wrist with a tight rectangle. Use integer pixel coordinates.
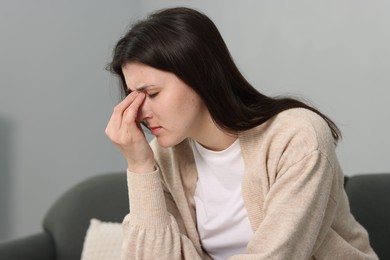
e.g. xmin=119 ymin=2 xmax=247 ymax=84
xmin=127 ymin=160 xmax=156 ymax=173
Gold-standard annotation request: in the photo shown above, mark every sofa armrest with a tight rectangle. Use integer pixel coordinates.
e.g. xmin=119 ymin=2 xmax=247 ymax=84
xmin=0 ymin=233 xmax=55 ymax=260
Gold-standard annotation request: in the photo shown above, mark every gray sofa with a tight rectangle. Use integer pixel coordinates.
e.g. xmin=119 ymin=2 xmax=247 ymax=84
xmin=0 ymin=172 xmax=389 ymax=259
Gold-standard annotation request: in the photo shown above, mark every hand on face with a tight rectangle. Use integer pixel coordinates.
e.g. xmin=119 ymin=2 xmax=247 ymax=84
xmin=105 ymin=91 xmax=155 ymax=173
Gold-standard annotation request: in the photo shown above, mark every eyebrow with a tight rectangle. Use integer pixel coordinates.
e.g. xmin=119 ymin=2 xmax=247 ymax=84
xmin=136 ymin=84 xmax=154 ymax=91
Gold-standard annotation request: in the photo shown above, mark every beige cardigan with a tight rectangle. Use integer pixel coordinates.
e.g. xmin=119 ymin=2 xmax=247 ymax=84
xmin=121 ymin=108 xmax=378 ymax=259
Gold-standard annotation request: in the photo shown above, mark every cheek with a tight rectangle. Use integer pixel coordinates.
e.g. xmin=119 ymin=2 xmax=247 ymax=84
xmin=180 ymin=98 xmax=204 ymax=127
xmin=162 ymin=96 xmax=188 ymax=114
xmin=175 ymin=98 xmax=199 ymax=120
xmin=155 ymin=90 xmax=203 ymax=126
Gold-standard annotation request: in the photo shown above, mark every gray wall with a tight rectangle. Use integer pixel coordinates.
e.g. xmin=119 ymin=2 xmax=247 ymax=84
xmin=0 ymin=118 xmax=13 ymax=241
xmin=1 ymin=0 xmax=389 ymax=241
xmin=0 ymin=0 xmax=140 ymax=241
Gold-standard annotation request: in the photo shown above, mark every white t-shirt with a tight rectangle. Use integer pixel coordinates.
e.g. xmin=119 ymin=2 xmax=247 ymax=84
xmin=191 ymin=139 xmax=253 ymax=260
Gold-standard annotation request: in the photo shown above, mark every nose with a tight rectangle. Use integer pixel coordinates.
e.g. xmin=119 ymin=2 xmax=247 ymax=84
xmin=136 ymin=96 xmax=152 ymax=123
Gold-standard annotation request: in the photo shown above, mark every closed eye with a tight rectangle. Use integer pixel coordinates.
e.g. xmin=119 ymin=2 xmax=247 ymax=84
xmin=148 ymin=92 xmax=158 ymax=98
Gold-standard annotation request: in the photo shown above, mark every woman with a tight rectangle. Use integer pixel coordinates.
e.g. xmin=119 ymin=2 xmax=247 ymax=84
xmin=105 ymin=7 xmax=377 ymax=260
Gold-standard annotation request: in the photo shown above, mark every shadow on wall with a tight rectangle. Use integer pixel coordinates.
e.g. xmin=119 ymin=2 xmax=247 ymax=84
xmin=0 ymin=117 xmax=13 ymax=242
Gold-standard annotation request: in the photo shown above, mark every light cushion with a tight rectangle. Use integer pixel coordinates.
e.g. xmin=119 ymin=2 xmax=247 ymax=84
xmin=81 ymin=218 xmax=123 ymax=260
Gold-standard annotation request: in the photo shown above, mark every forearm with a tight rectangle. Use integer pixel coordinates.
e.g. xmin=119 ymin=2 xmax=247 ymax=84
xmin=127 ymin=169 xmax=171 ymax=227
xmin=122 ymin=169 xmax=203 ymax=259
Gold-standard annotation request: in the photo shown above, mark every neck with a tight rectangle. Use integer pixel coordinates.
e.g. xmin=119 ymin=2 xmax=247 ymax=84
xmin=192 ymin=117 xmax=238 ymax=151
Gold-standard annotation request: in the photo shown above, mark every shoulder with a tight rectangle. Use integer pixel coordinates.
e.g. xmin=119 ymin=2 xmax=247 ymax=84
xmin=278 ymin=108 xmax=335 ymax=148
xmin=273 ymin=108 xmax=333 ymax=141
xmin=245 ymin=108 xmax=334 ymax=149
xmin=240 ymin=108 xmax=337 ymax=168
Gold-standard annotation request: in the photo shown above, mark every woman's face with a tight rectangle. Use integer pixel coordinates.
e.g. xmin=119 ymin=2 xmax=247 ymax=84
xmin=122 ymin=62 xmax=209 ymax=148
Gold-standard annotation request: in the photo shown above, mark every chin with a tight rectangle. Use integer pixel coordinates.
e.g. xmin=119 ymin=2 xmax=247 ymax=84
xmin=156 ymin=137 xmax=174 ymax=148
xmin=156 ymin=135 xmax=183 ymax=148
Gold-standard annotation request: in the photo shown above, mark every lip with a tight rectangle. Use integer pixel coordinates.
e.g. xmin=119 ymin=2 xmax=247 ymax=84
xmin=149 ymin=126 xmax=162 ymax=135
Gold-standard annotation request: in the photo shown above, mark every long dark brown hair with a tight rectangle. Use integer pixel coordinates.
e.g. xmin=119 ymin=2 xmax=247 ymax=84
xmin=107 ymin=7 xmax=341 ymax=143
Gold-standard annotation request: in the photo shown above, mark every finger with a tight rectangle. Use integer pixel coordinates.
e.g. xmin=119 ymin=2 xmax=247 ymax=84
xmin=122 ymin=92 xmax=146 ymax=127
xmin=108 ymin=91 xmax=139 ymax=130
xmin=115 ymin=91 xmax=139 ymax=115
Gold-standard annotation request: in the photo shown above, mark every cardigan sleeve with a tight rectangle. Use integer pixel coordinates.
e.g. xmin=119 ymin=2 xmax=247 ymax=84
xmin=230 ymin=109 xmax=377 ymax=260
xmin=120 ymin=169 xmax=204 ymax=260
xmin=231 ymin=149 xmax=376 ymax=259
xmin=231 ymin=149 xmax=339 ymax=259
